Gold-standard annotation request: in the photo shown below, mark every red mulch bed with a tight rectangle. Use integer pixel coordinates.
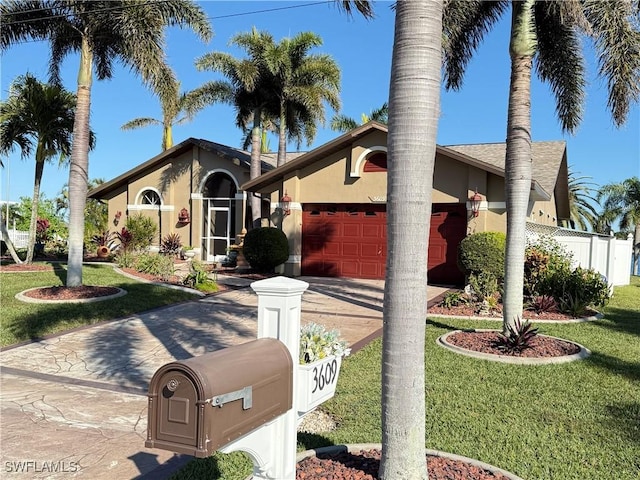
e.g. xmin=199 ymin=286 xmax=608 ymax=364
xmin=22 ymin=285 xmax=120 ymax=300
xmin=446 ymin=330 xmax=580 ymax=357
xmin=297 ymin=448 xmax=512 ymax=480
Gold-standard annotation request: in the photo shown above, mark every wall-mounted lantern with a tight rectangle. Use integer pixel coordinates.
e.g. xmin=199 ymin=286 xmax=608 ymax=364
xmin=470 ymin=190 xmax=482 ymax=217
xmin=280 ymin=192 xmax=292 ymax=216
xmin=178 ymin=207 xmax=190 ymax=224
xmin=113 ymin=211 xmax=122 ymax=226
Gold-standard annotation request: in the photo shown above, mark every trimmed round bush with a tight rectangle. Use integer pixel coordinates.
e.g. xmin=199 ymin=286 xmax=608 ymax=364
xmin=457 ymin=231 xmax=506 ymax=279
xmin=243 ymin=227 xmax=289 ymax=273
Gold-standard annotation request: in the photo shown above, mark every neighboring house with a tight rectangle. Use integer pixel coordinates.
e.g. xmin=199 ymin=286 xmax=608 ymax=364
xmin=87 ymin=138 xmax=303 ymax=261
xmin=89 ymin=122 xmax=570 ymax=285
xmin=242 ymin=122 xmax=570 ymax=284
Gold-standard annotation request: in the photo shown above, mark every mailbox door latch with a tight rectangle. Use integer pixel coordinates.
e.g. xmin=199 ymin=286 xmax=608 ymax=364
xmin=207 ymin=386 xmax=252 ymax=410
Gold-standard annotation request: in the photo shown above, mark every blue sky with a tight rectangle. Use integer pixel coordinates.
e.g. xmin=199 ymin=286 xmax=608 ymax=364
xmin=1 ymin=0 xmax=638 ymax=206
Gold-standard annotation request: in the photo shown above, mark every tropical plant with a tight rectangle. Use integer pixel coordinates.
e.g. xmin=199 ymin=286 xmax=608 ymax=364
xmin=182 ymin=260 xmax=217 ymax=292
xmin=299 ymin=322 xmax=350 ymax=364
xmin=528 ymin=294 xmax=558 ymax=314
xmin=493 ymin=318 xmax=539 ymax=354
xmin=122 ymin=76 xmax=211 ymax=151
xmin=91 ymin=230 xmax=114 ymax=248
xmin=597 ymin=177 xmax=640 ymax=274
xmin=440 ymin=291 xmax=469 ymax=309
xmin=160 ymin=232 xmax=182 ymax=256
xmin=0 ymin=74 xmax=78 ymax=263
xmin=35 ymin=218 xmax=50 ymax=244
xmin=134 ymin=252 xmax=174 ymax=282
xmin=330 ymin=102 xmax=389 ymax=132
xmin=0 ymin=0 xmax=212 ymax=286
xmin=125 ymin=214 xmax=157 ymax=252
xmin=443 ymin=0 xmax=640 ymax=330
xmin=55 ymin=178 xmax=107 ymax=245
xmin=115 ymin=227 xmax=134 ymax=253
xmin=567 ymin=167 xmax=600 ymax=230
xmin=262 ymin=31 xmax=341 ymax=166
xmin=468 ymin=271 xmax=500 ymax=302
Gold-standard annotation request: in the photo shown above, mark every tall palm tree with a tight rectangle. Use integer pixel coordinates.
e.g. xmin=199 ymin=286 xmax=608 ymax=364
xmin=0 ymin=0 xmax=211 ymax=286
xmin=443 ymin=0 xmax=640 ymax=327
xmin=122 ymin=75 xmax=211 ymax=152
xmin=0 ymin=74 xmax=76 ymax=263
xmin=567 ymin=167 xmax=600 ymax=230
xmin=195 ymin=28 xmax=279 ymax=227
xmin=330 ymin=102 xmax=389 ymax=132
xmin=598 ymin=177 xmax=640 ymax=273
xmin=56 ymin=178 xmax=106 ymax=244
xmin=262 ymin=31 xmax=341 ymax=166
xmin=339 ymin=0 xmax=442 ymax=477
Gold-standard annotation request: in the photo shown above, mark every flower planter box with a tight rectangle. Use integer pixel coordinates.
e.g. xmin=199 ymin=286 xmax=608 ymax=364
xmin=297 ymin=355 xmax=342 ymax=415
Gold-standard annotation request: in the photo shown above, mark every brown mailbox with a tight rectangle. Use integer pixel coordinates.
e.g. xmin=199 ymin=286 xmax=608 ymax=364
xmin=146 ymin=338 xmax=292 ymax=458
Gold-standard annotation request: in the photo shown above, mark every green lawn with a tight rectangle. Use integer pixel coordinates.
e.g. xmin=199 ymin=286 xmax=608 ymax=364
xmin=0 ymin=263 xmax=198 ymax=347
xmin=171 ymin=276 xmax=640 ymax=480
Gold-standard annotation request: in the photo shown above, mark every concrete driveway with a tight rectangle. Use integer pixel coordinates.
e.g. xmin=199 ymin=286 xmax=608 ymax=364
xmin=0 ymin=276 xmax=448 ymax=479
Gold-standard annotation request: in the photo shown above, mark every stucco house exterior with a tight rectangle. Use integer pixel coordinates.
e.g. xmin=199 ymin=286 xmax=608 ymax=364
xmin=89 ymin=122 xmax=570 ymax=285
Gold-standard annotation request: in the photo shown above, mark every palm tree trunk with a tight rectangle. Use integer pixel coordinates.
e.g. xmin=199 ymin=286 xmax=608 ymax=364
xmin=379 ymin=2 xmax=442 ymax=479
xmin=503 ymin=1 xmax=536 ymax=328
xmin=66 ymin=37 xmax=93 ymax=287
xmin=1 ymin=217 xmax=23 ymax=264
xmin=26 ymin=148 xmax=45 ymax=264
xmin=277 ymin=102 xmax=287 ymax=167
xmin=250 ymin=107 xmax=263 ymax=228
xmin=162 ymin=123 xmax=173 ymax=151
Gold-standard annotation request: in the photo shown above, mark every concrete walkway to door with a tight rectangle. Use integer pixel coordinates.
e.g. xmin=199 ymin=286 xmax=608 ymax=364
xmin=0 ymin=276 xmax=448 ymax=480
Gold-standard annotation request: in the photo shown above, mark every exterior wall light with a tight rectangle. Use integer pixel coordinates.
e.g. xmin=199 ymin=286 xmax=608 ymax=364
xmin=178 ymin=207 xmax=190 ymax=223
xmin=470 ymin=190 xmax=482 ymax=217
xmin=280 ymin=192 xmax=292 ymax=216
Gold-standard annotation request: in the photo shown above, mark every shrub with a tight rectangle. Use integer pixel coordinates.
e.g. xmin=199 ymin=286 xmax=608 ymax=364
xmin=524 ymin=236 xmax=573 ymax=298
xmin=242 ymin=227 xmax=289 ymax=273
xmin=458 ymin=232 xmax=506 ymax=280
xmin=135 ymin=253 xmax=174 ymax=281
xmin=468 ymin=271 xmax=499 ymax=302
xmin=160 ymin=232 xmax=182 ymax=255
xmin=115 ymin=250 xmax=136 ymax=268
xmin=440 ymin=291 xmax=469 ymax=309
xmin=493 ymin=318 xmax=539 ymax=354
xmin=126 ymin=214 xmax=157 ymax=252
xmin=556 ymin=267 xmax=610 ymax=316
xmin=36 ymin=218 xmax=50 ymax=243
xmin=183 ymin=260 xmax=218 ymax=293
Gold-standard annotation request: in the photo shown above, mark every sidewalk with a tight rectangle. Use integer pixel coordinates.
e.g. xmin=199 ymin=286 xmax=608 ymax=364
xmin=0 ymin=277 xmax=448 ymax=479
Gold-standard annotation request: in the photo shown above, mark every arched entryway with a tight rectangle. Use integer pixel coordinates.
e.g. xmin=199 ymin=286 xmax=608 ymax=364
xmin=201 ymin=172 xmax=238 ymax=261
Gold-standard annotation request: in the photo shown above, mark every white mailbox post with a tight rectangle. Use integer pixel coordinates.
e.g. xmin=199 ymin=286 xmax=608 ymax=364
xmin=218 ymin=276 xmax=309 ymax=480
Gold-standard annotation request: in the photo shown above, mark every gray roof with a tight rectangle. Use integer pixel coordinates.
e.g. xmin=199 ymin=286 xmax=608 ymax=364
xmin=442 ymin=141 xmax=567 ymax=196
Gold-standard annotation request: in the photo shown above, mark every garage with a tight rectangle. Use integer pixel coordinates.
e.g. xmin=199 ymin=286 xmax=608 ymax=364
xmin=301 ymin=203 xmax=466 ymax=284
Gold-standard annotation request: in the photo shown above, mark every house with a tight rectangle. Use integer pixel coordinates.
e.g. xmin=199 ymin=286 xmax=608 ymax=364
xmin=241 ymin=122 xmax=569 ymax=284
xmin=87 ymin=138 xmax=303 ymax=261
xmin=89 ymin=122 xmax=570 ymax=285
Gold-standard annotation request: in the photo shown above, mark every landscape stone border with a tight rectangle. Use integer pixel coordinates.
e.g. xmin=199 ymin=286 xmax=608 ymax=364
xmin=15 ymin=286 xmax=127 ymax=304
xmin=437 ymin=329 xmax=591 ymax=365
xmin=294 ymin=443 xmax=525 ymax=480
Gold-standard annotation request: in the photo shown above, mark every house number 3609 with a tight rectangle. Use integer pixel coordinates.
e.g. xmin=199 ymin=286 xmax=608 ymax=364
xmin=311 ymin=359 xmax=338 ymax=393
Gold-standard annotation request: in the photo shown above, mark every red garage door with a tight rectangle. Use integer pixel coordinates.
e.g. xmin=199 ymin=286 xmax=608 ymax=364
xmin=302 ymin=203 xmax=466 ymax=284
xmin=302 ymin=204 xmax=386 ymax=279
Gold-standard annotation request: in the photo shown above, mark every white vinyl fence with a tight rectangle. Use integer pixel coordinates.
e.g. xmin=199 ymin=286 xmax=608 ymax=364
xmin=0 ymin=228 xmax=29 ymax=248
xmin=525 ymin=222 xmax=633 ymax=287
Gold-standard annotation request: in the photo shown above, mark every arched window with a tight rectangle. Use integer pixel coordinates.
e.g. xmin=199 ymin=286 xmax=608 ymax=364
xmin=137 ymin=188 xmax=162 ymax=206
xmin=363 ymin=152 xmax=388 ymax=172
xmin=203 ymin=173 xmax=237 ymax=198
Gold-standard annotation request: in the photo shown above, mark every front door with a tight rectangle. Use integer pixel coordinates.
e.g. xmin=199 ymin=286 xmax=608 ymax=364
xmin=203 ymin=200 xmax=231 ymax=261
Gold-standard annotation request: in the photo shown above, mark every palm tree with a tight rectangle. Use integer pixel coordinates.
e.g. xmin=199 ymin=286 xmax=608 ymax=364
xmin=195 ymin=28 xmax=279 ymax=227
xmin=443 ymin=0 xmax=640 ymax=327
xmin=0 ymin=0 xmax=211 ymax=286
xmin=121 ymin=75 xmax=211 ymax=152
xmin=567 ymin=167 xmax=600 ymax=231
xmin=330 ymin=102 xmax=389 ymax=132
xmin=262 ymin=31 xmax=341 ymax=166
xmin=56 ymin=178 xmax=107 ymax=244
xmin=0 ymin=74 xmax=76 ymax=263
xmin=598 ymin=177 xmax=640 ymax=274
xmin=338 ymin=1 xmax=442 ymax=477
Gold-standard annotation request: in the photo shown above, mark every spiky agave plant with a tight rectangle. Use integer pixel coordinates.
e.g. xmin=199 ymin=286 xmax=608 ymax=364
xmin=494 ymin=318 xmax=539 ymax=354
